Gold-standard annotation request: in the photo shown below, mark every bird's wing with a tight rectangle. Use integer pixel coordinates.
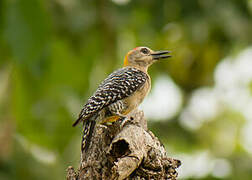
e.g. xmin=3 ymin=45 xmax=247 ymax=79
xmin=72 ymin=67 xmax=148 ymax=126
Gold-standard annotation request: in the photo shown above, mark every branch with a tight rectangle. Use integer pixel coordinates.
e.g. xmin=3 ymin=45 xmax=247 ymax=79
xmin=67 ymin=110 xmax=181 ymax=180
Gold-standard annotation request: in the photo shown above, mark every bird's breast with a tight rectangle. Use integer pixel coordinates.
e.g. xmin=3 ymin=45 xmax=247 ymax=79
xmin=124 ymin=76 xmax=151 ymax=112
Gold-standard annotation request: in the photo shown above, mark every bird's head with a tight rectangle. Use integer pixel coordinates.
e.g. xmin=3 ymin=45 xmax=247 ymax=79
xmin=123 ymin=47 xmax=171 ymax=70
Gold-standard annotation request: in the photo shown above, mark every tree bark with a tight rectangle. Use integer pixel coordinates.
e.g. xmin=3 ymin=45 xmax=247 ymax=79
xmin=67 ymin=110 xmax=181 ymax=180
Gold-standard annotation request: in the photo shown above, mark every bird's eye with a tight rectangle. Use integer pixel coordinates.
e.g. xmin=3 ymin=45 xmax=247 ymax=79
xmin=140 ymin=48 xmax=149 ymax=54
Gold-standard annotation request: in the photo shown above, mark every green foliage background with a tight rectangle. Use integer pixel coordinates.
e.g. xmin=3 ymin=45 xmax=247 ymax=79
xmin=1 ymin=0 xmax=252 ymax=179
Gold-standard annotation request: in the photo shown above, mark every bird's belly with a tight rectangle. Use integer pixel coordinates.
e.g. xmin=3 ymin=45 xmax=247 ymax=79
xmin=124 ymin=78 xmax=151 ymax=112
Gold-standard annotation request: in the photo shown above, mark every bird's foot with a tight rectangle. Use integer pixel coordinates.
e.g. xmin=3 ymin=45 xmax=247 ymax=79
xmin=115 ymin=112 xmax=128 ymax=119
xmin=119 ymin=115 xmax=134 ymax=129
xmin=99 ymin=124 xmax=109 ymax=128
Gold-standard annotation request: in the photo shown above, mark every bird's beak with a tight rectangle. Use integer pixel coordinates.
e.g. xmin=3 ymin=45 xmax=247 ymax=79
xmin=151 ymin=50 xmax=171 ymax=60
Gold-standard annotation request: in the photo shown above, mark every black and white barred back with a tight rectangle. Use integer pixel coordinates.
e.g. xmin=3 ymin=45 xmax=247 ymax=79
xmin=72 ymin=67 xmax=148 ymax=127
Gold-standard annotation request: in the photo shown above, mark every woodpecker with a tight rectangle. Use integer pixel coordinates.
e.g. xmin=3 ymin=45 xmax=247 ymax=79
xmin=73 ymin=47 xmax=171 ymax=152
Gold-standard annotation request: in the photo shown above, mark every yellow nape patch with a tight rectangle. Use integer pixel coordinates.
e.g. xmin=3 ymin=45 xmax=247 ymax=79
xmin=123 ymin=50 xmax=134 ymax=67
xmin=123 ymin=54 xmax=129 ymax=67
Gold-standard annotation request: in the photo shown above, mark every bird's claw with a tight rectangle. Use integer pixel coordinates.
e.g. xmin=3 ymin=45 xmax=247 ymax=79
xmin=119 ymin=116 xmax=133 ymax=129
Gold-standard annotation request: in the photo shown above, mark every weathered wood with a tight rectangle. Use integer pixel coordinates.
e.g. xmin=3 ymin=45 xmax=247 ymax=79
xmin=67 ymin=110 xmax=181 ymax=180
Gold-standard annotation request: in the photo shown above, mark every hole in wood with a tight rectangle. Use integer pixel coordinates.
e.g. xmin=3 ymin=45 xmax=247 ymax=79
xmin=110 ymin=140 xmax=130 ymax=158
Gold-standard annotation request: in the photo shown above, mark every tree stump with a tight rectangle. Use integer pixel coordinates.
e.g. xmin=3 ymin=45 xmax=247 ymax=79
xmin=67 ymin=110 xmax=181 ymax=180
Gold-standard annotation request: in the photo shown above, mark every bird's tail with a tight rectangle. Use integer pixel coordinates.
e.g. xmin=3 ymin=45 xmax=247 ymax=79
xmin=81 ymin=118 xmax=96 ymax=152
xmin=72 ymin=116 xmax=82 ymax=127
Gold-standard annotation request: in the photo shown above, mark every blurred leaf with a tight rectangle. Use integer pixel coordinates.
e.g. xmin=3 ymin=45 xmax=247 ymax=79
xmin=4 ymin=0 xmax=50 ymax=64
